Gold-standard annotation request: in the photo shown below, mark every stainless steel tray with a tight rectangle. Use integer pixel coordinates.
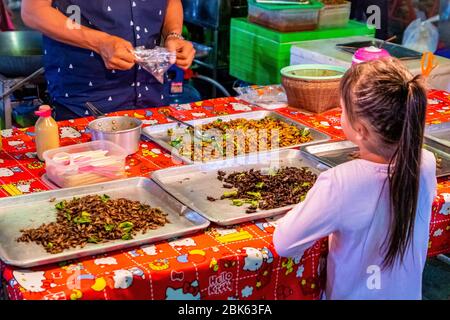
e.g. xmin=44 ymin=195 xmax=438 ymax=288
xmin=425 ymin=122 xmax=450 ymax=148
xmin=301 ymin=140 xmax=359 ymax=168
xmin=143 ymin=111 xmax=331 ymax=164
xmin=0 ymin=178 xmax=210 ymax=268
xmin=424 ymin=137 xmax=450 ymax=178
xmin=151 ymin=149 xmax=330 ymax=226
xmin=302 ymin=140 xmax=450 ymax=178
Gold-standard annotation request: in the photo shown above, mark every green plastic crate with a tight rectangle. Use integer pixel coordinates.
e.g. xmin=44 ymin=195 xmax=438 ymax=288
xmin=230 ymin=18 xmax=375 ymax=85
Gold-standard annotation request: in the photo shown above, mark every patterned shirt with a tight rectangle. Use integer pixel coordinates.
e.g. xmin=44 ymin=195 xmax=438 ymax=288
xmin=44 ymin=0 xmax=168 ymax=118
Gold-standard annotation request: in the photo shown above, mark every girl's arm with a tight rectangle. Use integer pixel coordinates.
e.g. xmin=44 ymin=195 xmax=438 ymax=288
xmin=21 ymin=0 xmax=135 ymax=70
xmin=273 ymin=170 xmax=341 ymax=257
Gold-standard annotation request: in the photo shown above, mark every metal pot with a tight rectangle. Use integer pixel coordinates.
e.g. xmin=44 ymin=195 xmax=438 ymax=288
xmin=88 ymin=116 xmax=143 ymax=155
xmin=0 ymin=31 xmax=44 ymax=78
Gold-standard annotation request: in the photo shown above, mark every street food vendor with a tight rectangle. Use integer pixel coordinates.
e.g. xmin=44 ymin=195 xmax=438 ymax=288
xmin=21 ymin=0 xmax=195 ymax=120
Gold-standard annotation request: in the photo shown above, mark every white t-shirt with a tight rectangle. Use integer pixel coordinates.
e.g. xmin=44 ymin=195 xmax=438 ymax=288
xmin=273 ymin=149 xmax=437 ymax=300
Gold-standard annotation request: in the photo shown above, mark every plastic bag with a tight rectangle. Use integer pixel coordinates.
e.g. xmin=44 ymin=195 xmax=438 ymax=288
xmin=402 ymin=18 xmax=439 ymax=53
xmin=234 ymin=85 xmax=287 ymax=104
xmin=134 ymin=46 xmax=176 ymax=83
xmin=234 ymin=85 xmax=288 ymax=110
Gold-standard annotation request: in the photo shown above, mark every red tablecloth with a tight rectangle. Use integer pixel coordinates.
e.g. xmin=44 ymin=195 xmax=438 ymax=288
xmin=1 ymin=92 xmax=449 ymax=300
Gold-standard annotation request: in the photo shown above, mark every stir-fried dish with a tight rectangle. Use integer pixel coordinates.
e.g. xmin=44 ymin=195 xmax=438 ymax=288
xmin=17 ymin=195 xmax=169 ymax=254
xmin=168 ymin=117 xmax=313 ymax=161
xmin=207 ymin=167 xmax=317 ymax=214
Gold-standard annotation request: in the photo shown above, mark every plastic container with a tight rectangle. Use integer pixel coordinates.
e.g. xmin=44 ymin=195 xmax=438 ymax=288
xmin=281 ymin=64 xmax=347 ymax=113
xmin=229 ymin=18 xmax=375 ymax=85
xmin=43 ymin=140 xmax=128 ymax=188
xmin=248 ymin=0 xmax=323 ymax=32
xmin=318 ymin=1 xmax=351 ymax=29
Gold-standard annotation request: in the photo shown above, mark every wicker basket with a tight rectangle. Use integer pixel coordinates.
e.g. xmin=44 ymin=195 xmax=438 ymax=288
xmin=281 ymin=64 xmax=346 ymax=114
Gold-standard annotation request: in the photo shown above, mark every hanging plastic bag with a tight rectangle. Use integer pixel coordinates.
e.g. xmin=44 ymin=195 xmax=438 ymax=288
xmin=402 ymin=16 xmax=439 ymax=53
xmin=134 ymin=46 xmax=176 ymax=84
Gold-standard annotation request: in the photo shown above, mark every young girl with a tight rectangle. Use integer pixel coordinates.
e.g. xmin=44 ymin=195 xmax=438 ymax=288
xmin=273 ymin=58 xmax=437 ymax=300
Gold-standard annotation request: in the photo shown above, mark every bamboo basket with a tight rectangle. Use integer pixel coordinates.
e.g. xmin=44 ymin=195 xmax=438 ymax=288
xmin=281 ymin=64 xmax=347 ymax=114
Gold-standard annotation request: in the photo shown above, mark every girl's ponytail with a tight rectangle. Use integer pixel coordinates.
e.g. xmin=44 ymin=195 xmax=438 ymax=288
xmin=383 ymin=75 xmax=427 ymax=268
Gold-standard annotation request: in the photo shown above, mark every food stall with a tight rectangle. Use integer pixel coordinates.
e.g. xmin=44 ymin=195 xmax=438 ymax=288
xmin=1 ymin=89 xmax=450 ymax=300
xmin=0 ymin=0 xmax=449 ymax=301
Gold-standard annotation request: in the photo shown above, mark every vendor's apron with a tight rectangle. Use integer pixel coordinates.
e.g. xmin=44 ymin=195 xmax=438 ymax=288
xmin=45 ymin=0 xmax=168 ymax=120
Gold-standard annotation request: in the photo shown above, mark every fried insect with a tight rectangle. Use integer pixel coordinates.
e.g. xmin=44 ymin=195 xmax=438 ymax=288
xmin=17 ymin=195 xmax=169 ymax=254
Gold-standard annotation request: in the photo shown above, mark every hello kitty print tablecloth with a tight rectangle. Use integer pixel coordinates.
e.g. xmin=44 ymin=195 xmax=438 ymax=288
xmin=1 ymin=94 xmax=449 ymax=300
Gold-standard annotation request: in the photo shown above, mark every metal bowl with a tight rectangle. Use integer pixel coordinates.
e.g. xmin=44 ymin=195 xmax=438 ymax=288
xmin=88 ymin=116 xmax=142 ymax=155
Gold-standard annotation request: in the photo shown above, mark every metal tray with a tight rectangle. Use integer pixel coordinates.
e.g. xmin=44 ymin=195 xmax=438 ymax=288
xmin=143 ymin=111 xmax=331 ymax=164
xmin=302 ymin=140 xmax=450 ymax=178
xmin=425 ymin=122 xmax=450 ymax=148
xmin=301 ymin=140 xmax=359 ymax=168
xmin=424 ymin=137 xmax=450 ymax=178
xmin=151 ymin=149 xmax=330 ymax=226
xmin=0 ymin=178 xmax=210 ymax=268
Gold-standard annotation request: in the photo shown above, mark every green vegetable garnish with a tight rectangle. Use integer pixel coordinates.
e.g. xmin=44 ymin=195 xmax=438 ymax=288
xmin=246 ymin=191 xmax=262 ymax=199
xmin=55 ymin=201 xmax=66 ymax=210
xmin=119 ymin=221 xmax=134 ymax=233
xmin=121 ymin=233 xmax=133 ymax=241
xmin=65 ymin=212 xmax=72 ymax=221
xmin=301 ymin=182 xmax=311 ymax=187
xmin=255 ymin=182 xmax=265 ymax=189
xmin=244 ymin=199 xmax=259 ymax=207
xmin=47 ymin=242 xmax=54 ymax=249
xmin=104 ymin=224 xmax=115 ymax=232
xmin=223 ymin=190 xmax=238 ymax=198
xmin=170 ymin=137 xmax=183 ymax=148
xmin=87 ymin=236 xmax=100 ymax=244
xmin=73 ymin=211 xmax=91 ymax=224
xmin=100 ymin=194 xmax=110 ymax=202
xmin=301 ymin=128 xmax=310 ymax=137
xmin=232 ymin=199 xmax=244 ymax=207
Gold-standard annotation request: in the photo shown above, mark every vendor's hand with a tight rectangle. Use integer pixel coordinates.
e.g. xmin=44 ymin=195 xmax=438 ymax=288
xmin=165 ymin=38 xmax=196 ymax=69
xmin=97 ymin=35 xmax=135 ymax=70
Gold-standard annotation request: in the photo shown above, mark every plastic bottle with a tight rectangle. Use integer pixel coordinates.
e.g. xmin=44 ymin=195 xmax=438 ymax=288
xmin=34 ymin=105 xmax=60 ymax=161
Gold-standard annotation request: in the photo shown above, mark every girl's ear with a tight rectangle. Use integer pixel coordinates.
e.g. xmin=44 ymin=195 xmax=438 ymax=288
xmin=352 ymin=121 xmax=370 ymax=142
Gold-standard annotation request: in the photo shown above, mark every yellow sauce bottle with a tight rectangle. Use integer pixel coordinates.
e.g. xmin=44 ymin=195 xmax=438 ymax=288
xmin=35 ymin=105 xmax=60 ymax=161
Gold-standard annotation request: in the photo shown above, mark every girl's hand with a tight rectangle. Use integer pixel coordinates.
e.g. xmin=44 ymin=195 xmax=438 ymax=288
xmin=165 ymin=38 xmax=196 ymax=69
xmin=97 ymin=35 xmax=136 ymax=71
